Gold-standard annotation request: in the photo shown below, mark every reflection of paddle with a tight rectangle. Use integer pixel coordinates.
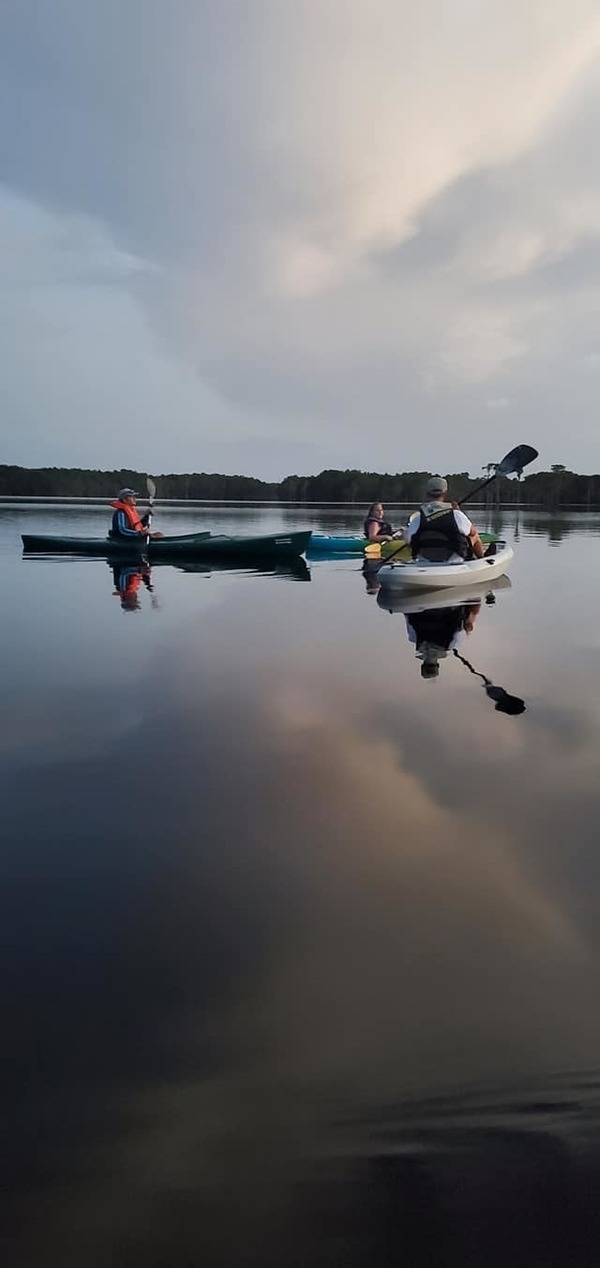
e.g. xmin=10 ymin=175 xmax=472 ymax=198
xmin=373 ymin=443 xmax=538 ymax=566
xmin=452 ymin=649 xmax=526 ymax=715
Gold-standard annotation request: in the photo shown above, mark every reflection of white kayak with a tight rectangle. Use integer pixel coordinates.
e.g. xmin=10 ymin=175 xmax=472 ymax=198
xmin=376 ymin=574 xmax=512 ymax=614
xmin=376 ymin=542 xmax=514 ymax=590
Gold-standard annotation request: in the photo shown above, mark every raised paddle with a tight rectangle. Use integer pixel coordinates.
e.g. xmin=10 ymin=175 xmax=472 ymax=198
xmin=457 ymin=443 xmax=538 ymax=508
xmin=146 ymin=476 xmax=156 ymax=537
xmin=371 ymin=443 xmax=539 ymax=566
xmin=144 ymin=478 xmax=212 ymax=550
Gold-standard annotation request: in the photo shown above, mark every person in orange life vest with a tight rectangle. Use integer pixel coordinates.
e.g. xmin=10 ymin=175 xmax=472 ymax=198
xmin=109 ymin=488 xmax=164 ymax=540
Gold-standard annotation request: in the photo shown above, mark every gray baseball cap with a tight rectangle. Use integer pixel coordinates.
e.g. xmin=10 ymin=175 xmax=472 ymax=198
xmin=425 ymin=475 xmax=448 ymax=497
xmin=118 ymin=488 xmax=139 ymax=499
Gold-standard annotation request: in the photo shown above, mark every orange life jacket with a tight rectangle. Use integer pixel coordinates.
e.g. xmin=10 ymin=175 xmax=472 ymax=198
xmin=123 ymin=571 xmax=143 ymax=595
xmin=109 ymin=499 xmax=145 ymax=532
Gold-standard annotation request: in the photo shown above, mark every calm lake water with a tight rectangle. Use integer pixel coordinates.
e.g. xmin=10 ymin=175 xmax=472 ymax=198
xmin=3 ymin=501 xmax=600 ymax=1267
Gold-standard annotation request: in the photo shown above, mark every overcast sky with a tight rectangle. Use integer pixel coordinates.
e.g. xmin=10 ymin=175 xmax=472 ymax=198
xmin=1 ymin=1 xmax=599 ymax=479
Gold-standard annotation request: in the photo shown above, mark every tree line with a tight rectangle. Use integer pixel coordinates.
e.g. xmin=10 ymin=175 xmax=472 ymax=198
xmin=1 ymin=462 xmax=600 ymax=507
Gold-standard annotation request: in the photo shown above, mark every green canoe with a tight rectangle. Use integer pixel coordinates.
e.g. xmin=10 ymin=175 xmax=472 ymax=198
xmin=21 ymin=529 xmax=312 ymax=560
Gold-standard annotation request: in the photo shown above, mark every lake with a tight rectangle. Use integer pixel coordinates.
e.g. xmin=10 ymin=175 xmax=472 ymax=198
xmin=3 ymin=501 xmax=600 ymax=1267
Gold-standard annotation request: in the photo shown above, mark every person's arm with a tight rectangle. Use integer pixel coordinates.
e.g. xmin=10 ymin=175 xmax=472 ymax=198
xmin=470 ymin=530 xmax=484 ymax=558
xmin=403 ymin=512 xmax=419 ymax=543
xmin=137 ymin=510 xmax=163 ymax=539
xmin=454 ymin=509 xmax=484 ymax=557
xmin=463 ymin=602 xmax=481 ymax=633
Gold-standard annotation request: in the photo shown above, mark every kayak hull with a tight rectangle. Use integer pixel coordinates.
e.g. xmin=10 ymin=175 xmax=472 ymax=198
xmin=309 ymin=533 xmax=377 ymax=554
xmin=21 ymin=529 xmax=312 ymax=560
xmin=376 ymin=574 xmax=512 ymax=614
xmin=376 ymin=542 xmax=514 ymax=590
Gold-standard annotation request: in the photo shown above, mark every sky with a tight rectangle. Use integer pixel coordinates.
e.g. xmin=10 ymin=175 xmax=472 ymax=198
xmin=1 ymin=1 xmax=600 ymax=480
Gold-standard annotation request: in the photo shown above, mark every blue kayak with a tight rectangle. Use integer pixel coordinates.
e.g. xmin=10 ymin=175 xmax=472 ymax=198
xmin=308 ymin=531 xmax=497 ymax=557
xmin=308 ymin=533 xmax=377 ymax=555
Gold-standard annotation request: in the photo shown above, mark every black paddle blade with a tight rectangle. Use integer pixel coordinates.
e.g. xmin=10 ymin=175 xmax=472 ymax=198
xmin=496 ymin=444 xmax=538 ymax=477
xmin=485 ymin=684 xmax=526 ymax=715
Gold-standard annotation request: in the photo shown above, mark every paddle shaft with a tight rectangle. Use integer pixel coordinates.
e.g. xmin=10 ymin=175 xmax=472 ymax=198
xmin=459 ymin=470 xmax=505 ymax=508
xmin=146 ymin=477 xmax=156 ymax=542
xmin=453 ymin=650 xmax=525 ymax=714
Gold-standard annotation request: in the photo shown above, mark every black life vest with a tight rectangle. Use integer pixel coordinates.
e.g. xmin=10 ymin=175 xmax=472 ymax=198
xmin=364 ymin=515 xmax=393 ymax=537
xmin=407 ymin=605 xmax=467 ymax=652
xmin=410 ymin=504 xmax=469 ymax=562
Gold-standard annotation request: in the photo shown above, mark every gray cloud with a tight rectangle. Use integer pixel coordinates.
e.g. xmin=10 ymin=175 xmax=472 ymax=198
xmin=2 ymin=1 xmax=600 ymax=476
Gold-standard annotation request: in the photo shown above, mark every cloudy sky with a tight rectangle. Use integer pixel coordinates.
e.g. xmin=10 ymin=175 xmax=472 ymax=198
xmin=1 ymin=1 xmax=600 ymax=479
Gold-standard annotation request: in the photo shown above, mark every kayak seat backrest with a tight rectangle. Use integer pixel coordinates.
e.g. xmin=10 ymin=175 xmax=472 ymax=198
xmin=416 ymin=541 xmax=455 ymax=563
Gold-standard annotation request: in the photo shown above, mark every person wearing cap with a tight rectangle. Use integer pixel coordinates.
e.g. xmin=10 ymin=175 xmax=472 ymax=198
xmin=109 ymin=489 xmax=163 ymax=541
xmin=404 ymin=475 xmax=484 ymax=563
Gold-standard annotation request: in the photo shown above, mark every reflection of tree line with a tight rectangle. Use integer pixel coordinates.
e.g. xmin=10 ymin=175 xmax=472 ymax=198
xmin=3 ymin=462 xmax=600 ymax=507
xmin=489 ymin=514 xmax=594 ymax=543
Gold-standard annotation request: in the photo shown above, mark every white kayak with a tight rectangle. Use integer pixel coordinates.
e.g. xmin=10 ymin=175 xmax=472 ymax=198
xmin=376 ymin=541 xmax=514 ymax=591
xmin=376 ymin=574 xmax=512 ymax=614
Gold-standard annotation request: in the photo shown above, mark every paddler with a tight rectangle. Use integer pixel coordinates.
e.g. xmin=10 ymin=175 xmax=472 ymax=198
xmin=109 ymin=488 xmax=164 ymax=541
xmin=404 ymin=476 xmax=484 ymax=562
xmin=364 ymin=501 xmax=402 ymax=543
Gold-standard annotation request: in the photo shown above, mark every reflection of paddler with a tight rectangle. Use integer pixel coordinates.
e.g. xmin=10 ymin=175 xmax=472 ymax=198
xmin=406 ymin=601 xmax=481 ymax=678
xmin=362 ymin=558 xmax=383 ymax=595
xmin=112 ymin=563 xmax=153 ymax=612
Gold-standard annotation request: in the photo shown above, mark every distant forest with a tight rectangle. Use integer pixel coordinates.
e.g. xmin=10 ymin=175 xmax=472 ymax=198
xmin=1 ymin=462 xmax=599 ymax=507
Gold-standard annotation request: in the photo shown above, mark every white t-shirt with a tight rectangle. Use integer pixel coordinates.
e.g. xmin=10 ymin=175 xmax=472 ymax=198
xmin=405 ymin=620 xmax=469 ymax=653
xmin=404 ymin=503 xmax=473 ymax=561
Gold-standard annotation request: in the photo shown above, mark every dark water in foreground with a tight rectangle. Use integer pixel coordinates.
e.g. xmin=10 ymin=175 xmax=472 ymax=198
xmin=3 ymin=502 xmax=600 ymax=1266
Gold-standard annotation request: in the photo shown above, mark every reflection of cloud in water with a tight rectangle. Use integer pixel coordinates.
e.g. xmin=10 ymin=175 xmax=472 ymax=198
xmin=7 ymin=647 xmax=600 ymax=1266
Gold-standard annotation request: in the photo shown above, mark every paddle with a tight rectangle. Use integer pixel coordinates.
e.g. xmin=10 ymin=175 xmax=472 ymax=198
xmin=143 ymin=478 xmax=212 ymax=550
xmin=146 ymin=476 xmax=156 ymax=537
xmin=458 ymin=443 xmax=538 ymax=508
xmin=373 ymin=443 xmax=538 ymax=566
xmin=452 ymin=649 xmax=526 ymax=715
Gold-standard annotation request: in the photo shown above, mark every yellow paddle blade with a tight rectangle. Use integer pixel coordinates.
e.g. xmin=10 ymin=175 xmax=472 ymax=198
xmin=364 ymin=540 xmax=411 ymax=560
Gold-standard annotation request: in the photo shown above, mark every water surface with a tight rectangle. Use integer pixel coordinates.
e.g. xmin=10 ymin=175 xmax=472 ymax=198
xmin=3 ymin=503 xmax=600 ymax=1266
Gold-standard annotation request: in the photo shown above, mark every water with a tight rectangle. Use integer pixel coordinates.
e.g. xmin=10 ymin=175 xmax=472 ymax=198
xmin=3 ymin=502 xmax=600 ymax=1267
